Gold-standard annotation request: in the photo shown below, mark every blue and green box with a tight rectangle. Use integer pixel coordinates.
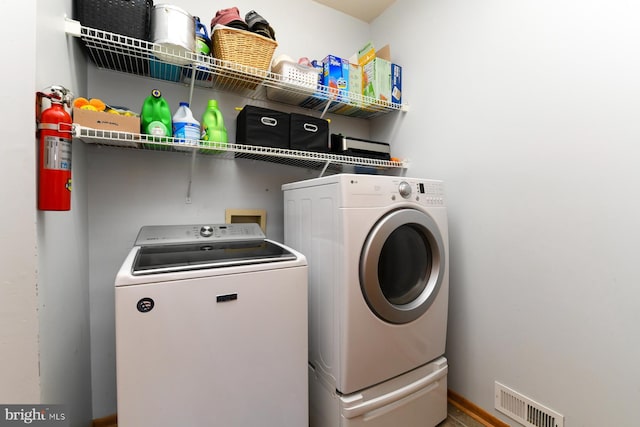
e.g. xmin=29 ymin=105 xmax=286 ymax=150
xmin=322 ymin=55 xmax=349 ymax=101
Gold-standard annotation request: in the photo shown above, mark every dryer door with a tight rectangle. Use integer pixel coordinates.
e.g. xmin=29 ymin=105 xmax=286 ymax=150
xmin=360 ymin=208 xmax=446 ymax=324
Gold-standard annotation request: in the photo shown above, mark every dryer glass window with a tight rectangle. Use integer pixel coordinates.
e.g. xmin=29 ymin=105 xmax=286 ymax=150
xmin=360 ymin=208 xmax=445 ymax=324
xmin=378 ymin=225 xmax=432 ymax=305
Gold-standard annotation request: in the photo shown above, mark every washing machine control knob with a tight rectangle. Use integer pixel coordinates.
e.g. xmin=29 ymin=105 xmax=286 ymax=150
xmin=398 ymin=181 xmax=412 ymax=199
xmin=200 ymin=225 xmax=213 ymax=237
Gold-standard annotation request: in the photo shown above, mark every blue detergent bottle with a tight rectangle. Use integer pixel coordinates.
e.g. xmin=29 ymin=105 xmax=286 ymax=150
xmin=184 ymin=17 xmax=211 ymax=83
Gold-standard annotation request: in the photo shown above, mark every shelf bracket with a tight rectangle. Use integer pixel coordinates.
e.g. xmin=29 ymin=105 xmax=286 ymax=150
xmin=64 ymin=17 xmax=82 ymax=37
xmin=187 ymin=64 xmax=197 ymax=106
xmin=319 ymin=160 xmax=331 ymax=177
xmin=318 ymin=98 xmax=334 ymax=120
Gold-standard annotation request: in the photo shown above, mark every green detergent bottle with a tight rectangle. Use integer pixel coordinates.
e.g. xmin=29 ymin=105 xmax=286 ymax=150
xmin=200 ymin=99 xmax=227 ymax=153
xmin=141 ymin=89 xmax=172 ymax=148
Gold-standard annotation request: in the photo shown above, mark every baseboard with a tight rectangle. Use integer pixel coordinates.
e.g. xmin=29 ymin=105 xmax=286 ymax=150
xmin=97 ymin=392 xmax=498 ymax=427
xmin=448 ymin=389 xmax=510 ymax=427
xmin=91 ymin=413 xmax=117 ymax=427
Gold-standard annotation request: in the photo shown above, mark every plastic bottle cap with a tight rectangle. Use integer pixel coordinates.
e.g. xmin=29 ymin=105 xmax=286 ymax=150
xmin=208 ymin=100 xmax=218 ymax=108
xmin=180 ymin=102 xmax=189 ymax=107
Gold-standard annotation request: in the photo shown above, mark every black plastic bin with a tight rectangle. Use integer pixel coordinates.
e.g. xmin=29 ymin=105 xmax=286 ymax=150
xmin=236 ymin=106 xmax=290 ymax=149
xmin=73 ymin=0 xmax=153 ymax=74
xmin=289 ymin=113 xmax=329 ymax=152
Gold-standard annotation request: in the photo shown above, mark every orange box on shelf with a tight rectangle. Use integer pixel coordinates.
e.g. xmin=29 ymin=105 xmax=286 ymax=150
xmin=72 ymin=107 xmax=140 ymax=133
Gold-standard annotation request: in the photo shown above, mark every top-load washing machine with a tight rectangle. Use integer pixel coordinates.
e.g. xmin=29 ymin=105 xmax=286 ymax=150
xmin=114 ymin=223 xmax=308 ymax=427
xmin=283 ymin=174 xmax=449 ymax=427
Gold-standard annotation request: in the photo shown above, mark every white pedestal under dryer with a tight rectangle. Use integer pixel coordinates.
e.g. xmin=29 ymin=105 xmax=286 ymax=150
xmin=283 ymin=174 xmax=449 ymax=427
xmin=114 ymin=223 xmax=308 ymax=427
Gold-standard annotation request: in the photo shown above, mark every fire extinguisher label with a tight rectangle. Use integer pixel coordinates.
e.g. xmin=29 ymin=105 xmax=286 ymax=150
xmin=44 ymin=136 xmax=72 ymax=170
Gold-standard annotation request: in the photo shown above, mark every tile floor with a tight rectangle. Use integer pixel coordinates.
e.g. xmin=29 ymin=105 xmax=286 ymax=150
xmin=438 ymin=402 xmax=488 ymax=427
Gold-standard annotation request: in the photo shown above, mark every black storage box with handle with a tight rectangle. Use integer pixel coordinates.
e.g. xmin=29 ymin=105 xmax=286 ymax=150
xmin=236 ymin=106 xmax=290 ymax=149
xmin=73 ymin=0 xmax=153 ymax=73
xmin=289 ymin=113 xmax=329 ymax=152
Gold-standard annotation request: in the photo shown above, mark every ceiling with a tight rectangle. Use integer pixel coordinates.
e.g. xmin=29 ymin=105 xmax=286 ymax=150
xmin=312 ymin=0 xmax=397 ymax=23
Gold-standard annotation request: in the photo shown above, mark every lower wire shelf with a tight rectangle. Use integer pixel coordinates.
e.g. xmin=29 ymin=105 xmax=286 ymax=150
xmin=74 ymin=125 xmax=407 ymax=175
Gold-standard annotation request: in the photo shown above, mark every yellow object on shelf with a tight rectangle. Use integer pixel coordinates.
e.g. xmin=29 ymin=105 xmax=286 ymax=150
xmin=73 ymin=97 xmax=90 ymax=109
xmin=89 ymin=98 xmax=106 ymax=111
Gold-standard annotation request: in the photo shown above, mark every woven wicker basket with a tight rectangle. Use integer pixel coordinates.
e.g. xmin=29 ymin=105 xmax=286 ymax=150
xmin=212 ymin=25 xmax=278 ymax=90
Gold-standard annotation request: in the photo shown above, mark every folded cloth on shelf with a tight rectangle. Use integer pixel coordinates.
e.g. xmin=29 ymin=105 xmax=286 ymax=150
xmin=211 ymin=7 xmax=249 ymax=30
xmin=245 ymin=10 xmax=276 ymax=40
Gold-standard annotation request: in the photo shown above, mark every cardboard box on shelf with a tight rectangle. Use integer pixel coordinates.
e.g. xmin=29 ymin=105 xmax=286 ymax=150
xmin=357 ymin=41 xmax=376 ymax=66
xmin=349 ymin=62 xmax=363 ymax=104
xmin=376 ymin=44 xmax=391 ymax=62
xmin=322 ymin=55 xmax=349 ymax=101
xmin=358 ymin=43 xmax=393 ymax=103
xmin=363 ymin=57 xmax=391 ymax=102
xmin=391 ymin=63 xmax=402 ymax=104
xmin=72 ymin=108 xmax=140 ymax=133
xmin=378 ymin=44 xmax=402 ymax=105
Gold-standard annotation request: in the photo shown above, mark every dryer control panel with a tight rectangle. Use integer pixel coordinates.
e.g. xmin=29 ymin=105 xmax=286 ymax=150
xmin=291 ymin=174 xmax=447 ymax=209
xmin=392 ymin=179 xmax=445 ymax=206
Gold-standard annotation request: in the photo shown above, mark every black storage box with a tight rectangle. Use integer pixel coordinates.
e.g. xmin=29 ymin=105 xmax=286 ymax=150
xmin=236 ymin=106 xmax=290 ymax=149
xmin=289 ymin=113 xmax=329 ymax=152
xmin=73 ymin=0 xmax=153 ymax=73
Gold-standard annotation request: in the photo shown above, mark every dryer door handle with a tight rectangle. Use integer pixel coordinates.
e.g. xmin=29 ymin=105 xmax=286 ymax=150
xmin=342 ymin=364 xmax=448 ymax=419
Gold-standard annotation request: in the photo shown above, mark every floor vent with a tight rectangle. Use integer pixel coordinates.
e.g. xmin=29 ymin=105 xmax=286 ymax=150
xmin=495 ymin=382 xmax=564 ymax=427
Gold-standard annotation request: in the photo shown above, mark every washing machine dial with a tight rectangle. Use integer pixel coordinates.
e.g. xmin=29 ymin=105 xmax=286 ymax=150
xmin=398 ymin=181 xmax=412 ymax=199
xmin=200 ymin=225 xmax=213 ymax=237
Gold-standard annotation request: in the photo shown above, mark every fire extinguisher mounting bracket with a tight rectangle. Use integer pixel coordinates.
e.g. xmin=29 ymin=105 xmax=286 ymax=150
xmin=38 ymin=122 xmax=74 ymax=133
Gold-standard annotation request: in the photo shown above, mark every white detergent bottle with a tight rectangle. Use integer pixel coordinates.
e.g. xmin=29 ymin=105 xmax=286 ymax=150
xmin=172 ymin=102 xmax=201 ymax=150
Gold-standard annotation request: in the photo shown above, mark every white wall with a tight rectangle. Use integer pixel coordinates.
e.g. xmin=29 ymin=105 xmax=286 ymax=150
xmin=35 ymin=1 xmax=93 ymax=426
xmin=0 ymin=0 xmax=40 ymax=403
xmin=86 ymin=0 xmax=372 ymax=417
xmin=374 ymin=0 xmax=640 ymax=425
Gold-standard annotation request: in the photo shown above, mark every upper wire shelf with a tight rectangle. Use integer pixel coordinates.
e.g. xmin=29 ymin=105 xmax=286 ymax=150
xmin=65 ymin=19 xmax=408 ymax=119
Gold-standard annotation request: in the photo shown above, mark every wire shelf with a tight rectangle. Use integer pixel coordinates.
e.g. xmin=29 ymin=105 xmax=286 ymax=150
xmin=66 ymin=19 xmax=408 ymax=119
xmin=74 ymin=125 xmax=407 ymax=174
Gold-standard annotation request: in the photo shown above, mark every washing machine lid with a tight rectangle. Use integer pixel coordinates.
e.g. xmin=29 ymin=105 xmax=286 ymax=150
xmin=130 ymin=223 xmax=297 ymax=275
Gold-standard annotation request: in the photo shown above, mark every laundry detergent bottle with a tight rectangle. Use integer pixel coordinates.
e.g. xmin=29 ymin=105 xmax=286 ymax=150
xmin=195 ymin=17 xmax=211 ymax=57
xmin=184 ymin=16 xmax=211 ymax=83
xmin=173 ymin=102 xmax=201 ymax=150
xmin=200 ymin=99 xmax=227 ymax=153
xmin=141 ymin=89 xmax=172 ymax=147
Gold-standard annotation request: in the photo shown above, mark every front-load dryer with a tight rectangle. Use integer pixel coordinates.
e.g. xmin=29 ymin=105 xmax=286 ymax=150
xmin=114 ymin=223 xmax=308 ymax=427
xmin=283 ymin=174 xmax=449 ymax=426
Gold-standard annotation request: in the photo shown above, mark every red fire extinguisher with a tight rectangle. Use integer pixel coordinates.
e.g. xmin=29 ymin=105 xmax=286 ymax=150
xmin=37 ymin=87 xmax=73 ymax=211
